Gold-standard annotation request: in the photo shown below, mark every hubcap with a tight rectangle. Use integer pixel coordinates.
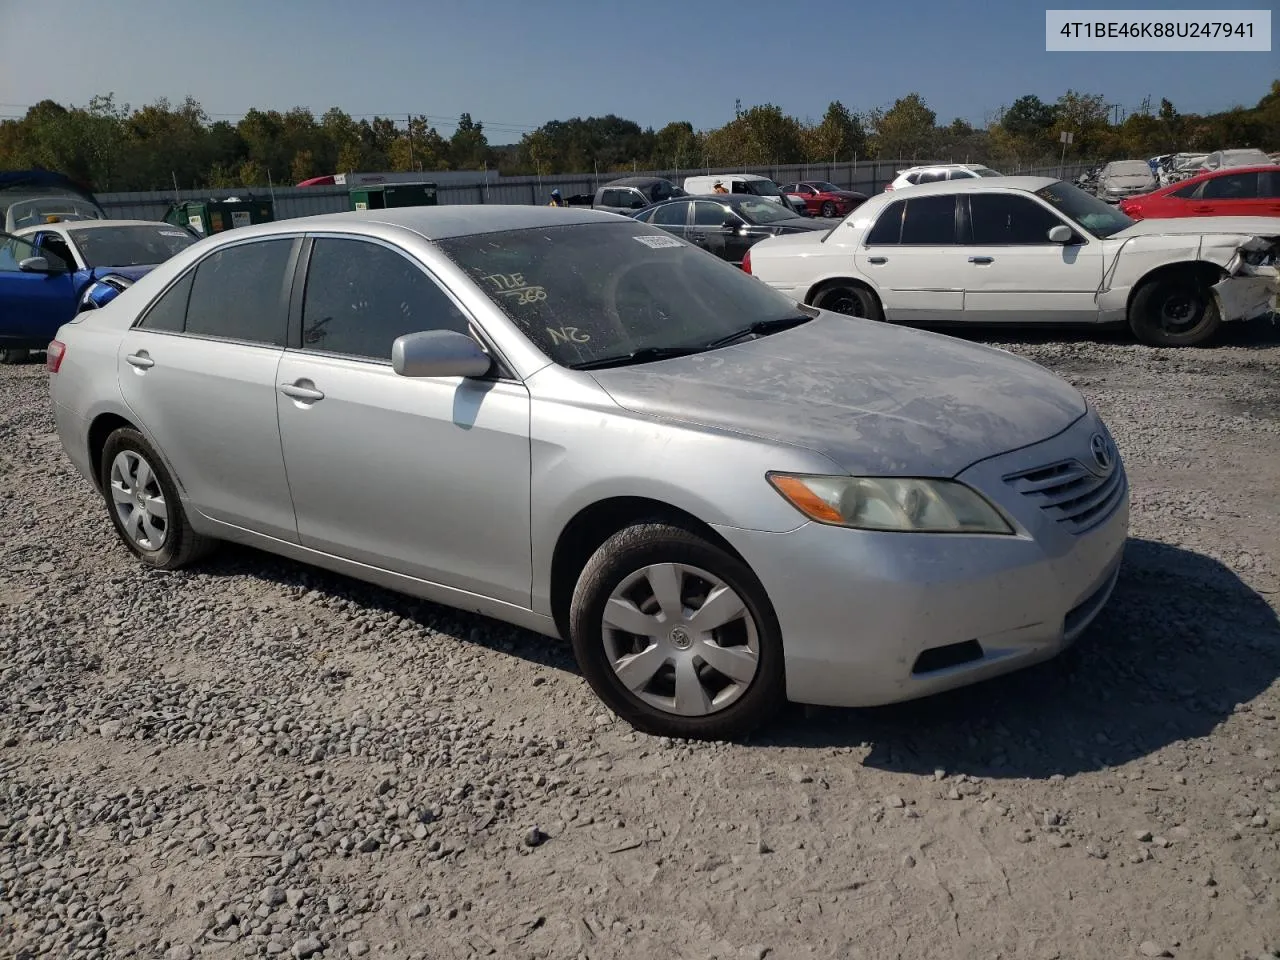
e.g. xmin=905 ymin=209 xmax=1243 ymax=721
xmin=109 ymin=450 xmax=168 ymax=550
xmin=602 ymin=562 xmax=759 ymax=718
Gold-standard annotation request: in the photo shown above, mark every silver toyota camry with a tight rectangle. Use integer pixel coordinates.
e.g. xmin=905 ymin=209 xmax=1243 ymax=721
xmin=47 ymin=205 xmax=1129 ymax=739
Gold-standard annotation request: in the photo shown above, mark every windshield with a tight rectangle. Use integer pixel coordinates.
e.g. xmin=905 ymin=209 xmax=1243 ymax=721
xmin=738 ymin=199 xmax=798 ymax=223
xmin=743 ymin=179 xmax=783 ymax=198
xmin=1034 ymin=181 xmax=1136 ymax=239
xmin=436 ymin=221 xmax=806 ymax=368
xmin=973 ymin=167 xmax=1001 ymax=177
xmin=1106 ymin=161 xmax=1151 ymax=177
xmin=5 ymin=196 xmax=106 ymax=230
xmin=69 ymin=224 xmax=198 ymax=267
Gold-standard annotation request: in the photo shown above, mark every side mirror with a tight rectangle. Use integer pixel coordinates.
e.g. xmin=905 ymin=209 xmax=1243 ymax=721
xmin=392 ymin=330 xmax=492 ymax=379
xmin=1047 ymin=225 xmax=1074 ymax=244
xmin=18 ymin=256 xmax=56 ymax=273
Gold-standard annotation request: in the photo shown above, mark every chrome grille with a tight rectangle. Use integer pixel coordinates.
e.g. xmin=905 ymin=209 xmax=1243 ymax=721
xmin=1003 ymin=457 xmax=1126 ymax=534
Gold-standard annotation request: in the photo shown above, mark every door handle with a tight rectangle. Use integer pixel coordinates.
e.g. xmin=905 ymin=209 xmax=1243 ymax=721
xmin=279 ymin=381 xmax=325 ymax=402
xmin=867 ymin=256 xmax=887 ymax=264
xmin=968 ymin=256 xmax=995 ymax=264
xmin=126 ymin=351 xmax=154 ymax=369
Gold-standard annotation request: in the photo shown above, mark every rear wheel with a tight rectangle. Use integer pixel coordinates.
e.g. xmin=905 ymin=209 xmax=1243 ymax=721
xmin=569 ymin=523 xmax=785 ymax=740
xmin=100 ymin=427 xmax=214 ymax=569
xmin=820 ymin=201 xmax=838 ymax=218
xmin=1129 ymin=273 xmax=1221 ymax=347
xmin=812 ymin=282 xmax=884 ymax=322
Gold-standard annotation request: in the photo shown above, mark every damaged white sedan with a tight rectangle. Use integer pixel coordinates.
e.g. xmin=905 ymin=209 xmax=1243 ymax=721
xmin=744 ymin=176 xmax=1279 ymax=347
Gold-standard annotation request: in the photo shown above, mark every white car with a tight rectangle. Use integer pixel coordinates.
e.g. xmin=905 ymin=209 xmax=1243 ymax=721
xmin=742 ymin=176 xmax=1280 ymax=348
xmin=884 ymin=163 xmax=1001 ymax=192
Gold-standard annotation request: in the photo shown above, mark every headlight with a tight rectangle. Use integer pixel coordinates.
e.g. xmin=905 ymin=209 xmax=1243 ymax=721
xmin=767 ymin=473 xmax=1014 ymax=534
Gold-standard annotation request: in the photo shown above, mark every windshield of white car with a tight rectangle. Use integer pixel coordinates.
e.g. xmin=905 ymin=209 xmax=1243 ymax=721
xmin=1034 ymin=181 xmax=1136 ymax=239
xmin=68 ymin=225 xmax=198 ymax=267
xmin=738 ymin=199 xmax=799 ymax=223
xmin=436 ymin=221 xmax=811 ymax=368
xmin=744 ymin=181 xmax=783 ymax=197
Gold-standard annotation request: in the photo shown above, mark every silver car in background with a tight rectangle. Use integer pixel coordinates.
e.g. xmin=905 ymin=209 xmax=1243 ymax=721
xmin=1096 ymin=159 xmax=1158 ymax=203
xmin=47 ymin=206 xmax=1129 ymax=739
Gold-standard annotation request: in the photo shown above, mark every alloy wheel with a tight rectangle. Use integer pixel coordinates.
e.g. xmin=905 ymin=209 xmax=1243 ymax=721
xmin=109 ymin=450 xmax=169 ymax=550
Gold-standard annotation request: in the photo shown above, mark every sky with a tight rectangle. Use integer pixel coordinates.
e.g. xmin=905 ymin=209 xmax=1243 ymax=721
xmin=0 ymin=0 xmax=1274 ymax=142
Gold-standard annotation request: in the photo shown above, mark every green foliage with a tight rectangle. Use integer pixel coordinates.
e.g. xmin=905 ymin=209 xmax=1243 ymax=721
xmin=0 ymin=85 xmax=1275 ymax=192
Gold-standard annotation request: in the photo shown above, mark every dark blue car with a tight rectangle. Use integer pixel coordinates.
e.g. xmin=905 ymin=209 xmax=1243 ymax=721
xmin=1 ymin=220 xmax=199 ymax=363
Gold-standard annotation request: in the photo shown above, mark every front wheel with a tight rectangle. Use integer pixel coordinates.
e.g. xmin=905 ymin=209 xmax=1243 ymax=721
xmin=820 ymin=201 xmax=838 ymax=218
xmin=569 ymin=523 xmax=785 ymax=740
xmin=1128 ymin=273 xmax=1221 ymax=347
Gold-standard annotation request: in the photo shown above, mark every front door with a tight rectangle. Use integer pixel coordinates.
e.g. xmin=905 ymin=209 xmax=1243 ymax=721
xmin=275 ymin=235 xmax=533 ymax=607
xmin=853 ymin=193 xmax=967 ymax=322
xmin=687 ymin=200 xmax=738 ymax=262
xmin=959 ymin=192 xmax=1105 ymax=325
xmin=0 ymin=232 xmax=78 ymax=344
xmin=648 ymin=199 xmax=692 ymax=244
xmin=115 ymin=236 xmax=301 ymax=541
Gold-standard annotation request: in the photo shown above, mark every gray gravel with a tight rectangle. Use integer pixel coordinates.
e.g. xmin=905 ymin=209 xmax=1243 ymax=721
xmin=2 ymin=321 xmax=1280 ymax=959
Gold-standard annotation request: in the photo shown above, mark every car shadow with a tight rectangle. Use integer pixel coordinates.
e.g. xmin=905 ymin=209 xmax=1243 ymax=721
xmin=754 ymin=537 xmax=1280 ymax=779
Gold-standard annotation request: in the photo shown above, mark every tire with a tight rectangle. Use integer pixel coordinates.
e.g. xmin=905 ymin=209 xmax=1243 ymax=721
xmin=568 ymin=522 xmax=785 ymax=740
xmin=820 ymin=201 xmax=838 ymax=218
xmin=813 ymin=282 xmax=884 ymax=322
xmin=1128 ymin=272 xmax=1221 ymax=347
xmin=99 ymin=427 xmax=214 ymax=569
xmin=0 ymin=348 xmax=31 ymax=365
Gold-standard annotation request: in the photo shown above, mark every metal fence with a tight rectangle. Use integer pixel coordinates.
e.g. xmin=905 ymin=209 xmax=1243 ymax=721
xmin=96 ymin=160 xmax=1097 ymax=222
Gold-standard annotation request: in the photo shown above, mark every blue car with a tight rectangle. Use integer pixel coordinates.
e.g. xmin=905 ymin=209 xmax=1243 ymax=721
xmin=1 ymin=220 xmax=199 ymax=363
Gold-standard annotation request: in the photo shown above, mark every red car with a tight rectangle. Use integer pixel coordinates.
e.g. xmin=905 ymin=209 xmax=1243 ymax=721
xmin=779 ymin=181 xmax=867 ymax=219
xmin=1118 ymin=165 xmax=1280 ymax=220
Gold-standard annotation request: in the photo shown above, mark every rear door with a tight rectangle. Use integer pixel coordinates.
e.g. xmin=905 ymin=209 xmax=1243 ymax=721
xmin=0 ymin=232 xmax=78 ymax=345
xmin=115 ymin=236 xmax=301 ymax=541
xmin=1191 ymin=171 xmax=1268 ymax=217
xmin=1258 ymin=171 xmax=1280 ymax=217
xmin=687 ymin=200 xmax=736 ymax=262
xmin=648 ymin=200 xmax=692 ymax=242
xmin=855 ymin=193 xmax=966 ymax=322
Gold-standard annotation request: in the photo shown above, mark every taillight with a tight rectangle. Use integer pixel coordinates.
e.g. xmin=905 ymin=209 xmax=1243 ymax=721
xmin=46 ymin=340 xmax=66 ymax=373
xmin=741 ymin=249 xmax=752 ymax=274
xmin=883 ymin=183 xmax=894 ymax=191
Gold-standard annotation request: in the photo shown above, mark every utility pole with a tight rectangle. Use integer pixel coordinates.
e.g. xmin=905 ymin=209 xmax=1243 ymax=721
xmin=407 ymin=114 xmax=415 ymax=170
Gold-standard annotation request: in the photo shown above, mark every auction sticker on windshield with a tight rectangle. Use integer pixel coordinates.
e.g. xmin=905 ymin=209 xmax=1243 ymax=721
xmin=634 ymin=235 xmax=684 ymax=249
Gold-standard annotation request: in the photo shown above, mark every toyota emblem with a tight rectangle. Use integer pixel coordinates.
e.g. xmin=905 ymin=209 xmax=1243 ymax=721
xmin=1089 ymin=433 xmax=1112 ymax=471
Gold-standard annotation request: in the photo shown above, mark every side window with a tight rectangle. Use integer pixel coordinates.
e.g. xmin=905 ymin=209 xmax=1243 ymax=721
xmin=904 ymin=173 xmax=922 ymax=184
xmin=300 ymin=237 xmax=471 ymax=361
xmin=916 ymin=171 xmax=946 ymax=184
xmin=136 ymin=271 xmax=194 ymax=333
xmin=37 ymin=233 xmax=74 ymax=269
xmin=969 ymin=194 xmax=1065 ymax=245
xmin=651 ymin=201 xmax=689 ymax=226
xmin=900 ymin=195 xmax=957 ymax=244
xmin=184 ymin=239 xmax=294 ymax=345
xmin=779 ymin=184 xmax=796 ymax=194
xmin=633 ymin=208 xmax=656 ymax=223
xmin=731 ymin=181 xmax=750 ymax=194
xmin=865 ymin=199 xmax=906 ymax=244
xmin=1201 ymin=172 xmax=1259 ymax=200
xmin=693 ymin=201 xmax=731 ymax=226
xmin=600 ymin=189 xmax=622 ymax=207
xmin=0 ymin=234 xmax=42 ymax=272
xmin=1171 ymin=181 xmax=1203 ymax=199
xmin=1260 ymin=171 xmax=1280 ymax=199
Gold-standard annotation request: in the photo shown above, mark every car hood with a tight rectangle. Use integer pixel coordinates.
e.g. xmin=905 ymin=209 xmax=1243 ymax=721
xmin=1104 ymin=175 xmax=1155 ymax=188
xmin=1111 ymin=216 xmax=1280 ymax=239
xmin=588 ymin=314 xmax=1087 ymax=477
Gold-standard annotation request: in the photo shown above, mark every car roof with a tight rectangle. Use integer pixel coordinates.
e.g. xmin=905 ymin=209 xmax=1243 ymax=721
xmin=899 ymin=163 xmax=992 ymax=173
xmin=14 ymin=218 xmax=170 ymax=236
xmin=604 ymin=176 xmax=672 ymax=187
xmin=184 ymin=205 xmax=629 ymax=243
xmin=882 ymin=175 xmax=1059 ymax=196
xmin=649 ymin=194 xmax=790 ymax=208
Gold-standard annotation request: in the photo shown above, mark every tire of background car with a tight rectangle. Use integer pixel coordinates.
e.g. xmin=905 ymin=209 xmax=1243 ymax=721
xmin=100 ymin=427 xmax=215 ymax=569
xmin=811 ymin=281 xmax=884 ymax=322
xmin=1128 ymin=271 xmax=1222 ymax=347
xmin=568 ymin=522 xmax=786 ymax=740
xmin=0 ymin=348 xmax=31 ymax=364
xmin=820 ymin=201 xmax=838 ymax=218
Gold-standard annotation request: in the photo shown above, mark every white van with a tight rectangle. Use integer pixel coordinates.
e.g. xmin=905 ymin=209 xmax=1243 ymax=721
xmin=683 ymin=174 xmax=807 ymax=214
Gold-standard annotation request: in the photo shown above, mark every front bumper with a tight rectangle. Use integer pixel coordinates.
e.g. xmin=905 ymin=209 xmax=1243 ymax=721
xmin=713 ymin=413 xmax=1130 ymax=708
xmin=1213 ymin=268 xmax=1280 ymax=322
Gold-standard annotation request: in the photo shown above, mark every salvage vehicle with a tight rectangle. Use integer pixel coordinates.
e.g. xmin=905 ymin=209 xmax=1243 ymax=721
xmin=779 ymin=181 xmax=868 ymax=219
xmin=1120 ymin=166 xmax=1280 ymax=220
xmin=1 ymin=169 xmax=108 ymax=232
xmin=1094 ymin=160 xmax=1157 ymax=204
xmin=884 ymin=163 xmax=1001 ymax=192
xmin=1 ymin=220 xmax=197 ymax=363
xmin=48 ymin=205 xmax=1128 ymax=739
xmin=633 ymin=193 xmax=838 ymax=266
xmin=563 ymin=177 xmax=686 ymax=216
xmin=742 ymin=176 xmax=1280 ymax=348
xmin=1201 ymin=149 xmax=1275 ymax=173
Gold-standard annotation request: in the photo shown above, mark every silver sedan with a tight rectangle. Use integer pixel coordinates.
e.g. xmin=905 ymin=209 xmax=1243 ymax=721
xmin=47 ymin=205 xmax=1129 ymax=739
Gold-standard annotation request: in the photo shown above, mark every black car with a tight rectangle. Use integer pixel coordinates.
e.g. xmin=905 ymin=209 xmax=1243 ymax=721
xmin=633 ymin=194 xmax=839 ymax=267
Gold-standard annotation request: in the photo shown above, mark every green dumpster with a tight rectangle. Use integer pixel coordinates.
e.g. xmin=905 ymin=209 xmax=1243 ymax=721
xmin=349 ymin=182 xmax=438 ymax=211
xmin=164 ymin=198 xmax=275 ymax=237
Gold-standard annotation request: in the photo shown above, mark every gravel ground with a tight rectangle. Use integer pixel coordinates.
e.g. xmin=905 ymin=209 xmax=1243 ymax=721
xmin=2 ymin=321 xmax=1280 ymax=960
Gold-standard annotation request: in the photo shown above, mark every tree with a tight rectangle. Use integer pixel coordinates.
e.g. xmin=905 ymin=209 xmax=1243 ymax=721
xmin=869 ymin=93 xmax=937 ymax=160
xmin=650 ymin=121 xmax=702 ymax=171
xmin=1002 ymin=95 xmax=1056 ymax=138
xmin=449 ymin=113 xmax=489 ymax=170
xmin=702 ymin=104 xmax=805 ymax=167
xmin=803 ymin=100 xmax=867 ymax=162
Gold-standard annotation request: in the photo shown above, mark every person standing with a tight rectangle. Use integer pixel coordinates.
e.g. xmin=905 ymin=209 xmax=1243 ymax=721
xmin=548 ymin=189 xmax=567 ymax=207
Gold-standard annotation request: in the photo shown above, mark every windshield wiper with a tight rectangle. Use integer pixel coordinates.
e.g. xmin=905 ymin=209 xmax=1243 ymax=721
xmin=702 ymin=315 xmax=812 ymax=350
xmin=569 ymin=345 xmax=705 ymax=370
